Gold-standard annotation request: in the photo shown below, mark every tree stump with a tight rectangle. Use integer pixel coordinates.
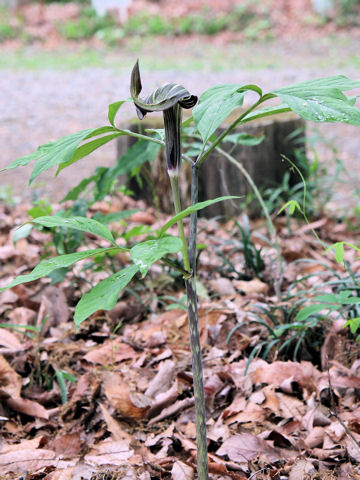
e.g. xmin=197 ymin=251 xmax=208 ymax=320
xmin=117 ymin=113 xmax=306 ymax=218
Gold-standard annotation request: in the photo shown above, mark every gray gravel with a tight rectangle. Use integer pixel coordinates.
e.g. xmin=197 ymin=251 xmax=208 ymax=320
xmin=1 ymin=66 xmax=359 ymax=208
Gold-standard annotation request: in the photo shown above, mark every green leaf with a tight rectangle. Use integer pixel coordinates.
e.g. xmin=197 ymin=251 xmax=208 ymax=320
xmin=272 ymin=76 xmax=360 ymax=125
xmin=92 ymin=210 xmax=139 ymax=224
xmin=277 ymin=200 xmax=302 ymax=216
xmin=31 ymin=216 xmax=117 ymax=246
xmin=61 ymin=173 xmax=100 ymax=202
xmin=74 ymin=264 xmax=138 ymax=327
xmin=296 ymin=303 xmax=332 ymax=322
xmin=159 ymin=196 xmax=240 ymax=236
xmin=224 ymin=132 xmax=264 ymax=146
xmin=335 ymin=242 xmax=345 ymax=264
xmin=56 ymin=132 xmax=123 ymax=173
xmin=0 ymin=248 xmax=119 ymax=292
xmin=1 ymin=126 xmax=124 ymax=183
xmin=108 ymin=101 xmax=126 ymax=127
xmin=193 ymin=85 xmax=246 ymax=142
xmin=241 ymin=103 xmax=291 ymax=124
xmin=130 ymin=236 xmax=182 ymax=277
xmin=343 ymin=317 xmax=360 ymax=335
xmin=13 ymin=224 xmax=33 ymax=244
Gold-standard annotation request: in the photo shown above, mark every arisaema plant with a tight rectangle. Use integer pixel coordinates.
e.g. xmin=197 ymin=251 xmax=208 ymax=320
xmin=1 ymin=61 xmax=360 ymax=479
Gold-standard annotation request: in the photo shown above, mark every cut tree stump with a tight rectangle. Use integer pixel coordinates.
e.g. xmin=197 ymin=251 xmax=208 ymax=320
xmin=117 ymin=112 xmax=306 ymax=218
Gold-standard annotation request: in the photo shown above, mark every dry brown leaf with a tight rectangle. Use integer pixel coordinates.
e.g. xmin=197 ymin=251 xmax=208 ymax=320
xmin=47 ymin=433 xmax=84 ymax=457
xmin=251 ymin=361 xmax=320 ymax=392
xmin=43 ymin=467 xmax=75 ymax=480
xmin=104 ymin=378 xmax=151 ymax=420
xmin=100 ymin=403 xmax=133 ymax=442
xmin=7 ymin=306 xmax=37 ymax=326
xmin=288 ymin=458 xmax=316 ymax=480
xmin=37 ymin=286 xmax=70 ymax=334
xmin=223 ymin=394 xmax=246 ymax=419
xmin=0 ymin=447 xmax=56 ymax=475
xmin=149 ymin=397 xmax=194 ymax=425
xmin=217 ymin=433 xmax=288 ymax=463
xmin=84 ymin=339 xmax=137 ymax=365
xmin=6 ymin=396 xmax=51 ymax=419
xmin=147 ymin=380 xmax=179 ymax=419
xmin=233 ymin=278 xmax=269 ymax=295
xmin=0 ymin=328 xmax=25 ymax=351
xmin=129 ymin=211 xmax=156 ymax=225
xmin=171 ymin=460 xmax=194 ymax=480
xmin=344 ymin=433 xmax=360 ymax=462
xmin=224 ymin=402 xmax=266 ymax=425
xmin=277 ymin=392 xmax=306 ymax=419
xmin=145 ymin=360 xmax=175 ymax=397
xmin=304 ymin=426 xmax=325 ymax=448
xmin=0 ymin=354 xmax=21 ymax=398
xmin=209 ymin=277 xmax=236 ymax=295
xmin=84 ymin=440 xmax=134 ymax=467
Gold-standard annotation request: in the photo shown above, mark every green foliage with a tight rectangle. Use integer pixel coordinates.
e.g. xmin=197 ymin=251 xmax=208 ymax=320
xmin=58 ymin=7 xmax=115 ymax=41
xmin=236 ymin=215 xmax=265 ymax=279
xmin=94 ymin=3 xmax=270 ymax=43
xmin=74 ymin=264 xmax=139 ymax=328
xmin=130 ymin=237 xmax=182 ymax=277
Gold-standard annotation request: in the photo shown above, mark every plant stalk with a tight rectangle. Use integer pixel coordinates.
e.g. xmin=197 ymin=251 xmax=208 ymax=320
xmin=169 ymin=173 xmax=191 ymax=273
xmin=185 ymin=163 xmax=208 ymax=480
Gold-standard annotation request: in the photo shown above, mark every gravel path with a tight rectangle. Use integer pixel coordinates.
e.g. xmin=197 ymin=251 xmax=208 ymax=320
xmin=1 ymin=65 xmax=359 ymax=209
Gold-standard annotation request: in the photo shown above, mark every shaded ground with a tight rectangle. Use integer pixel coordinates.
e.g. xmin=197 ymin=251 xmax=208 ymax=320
xmin=1 ymin=194 xmax=360 ymax=479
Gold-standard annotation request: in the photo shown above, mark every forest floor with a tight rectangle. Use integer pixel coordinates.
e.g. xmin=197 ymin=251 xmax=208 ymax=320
xmin=1 ymin=190 xmax=360 ymax=479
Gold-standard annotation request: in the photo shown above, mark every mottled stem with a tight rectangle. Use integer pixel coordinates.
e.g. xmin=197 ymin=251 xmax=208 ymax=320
xmin=169 ymin=173 xmax=190 ymax=273
xmin=185 ymin=163 xmax=208 ymax=480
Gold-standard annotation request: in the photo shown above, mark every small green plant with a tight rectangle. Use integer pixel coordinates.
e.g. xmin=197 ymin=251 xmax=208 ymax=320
xmin=0 ymin=7 xmax=17 ymax=42
xmin=58 ymin=7 xmax=115 ymax=40
xmin=1 ymin=63 xmax=360 ymax=479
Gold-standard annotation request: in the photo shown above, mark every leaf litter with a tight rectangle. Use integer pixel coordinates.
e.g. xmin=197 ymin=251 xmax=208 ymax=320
xmin=0 ymin=197 xmax=360 ymax=479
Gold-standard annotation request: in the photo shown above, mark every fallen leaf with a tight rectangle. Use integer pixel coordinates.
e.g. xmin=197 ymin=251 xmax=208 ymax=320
xmin=251 ymin=361 xmax=320 ymax=393
xmin=145 ymin=360 xmax=175 ymax=397
xmin=147 ymin=380 xmax=179 ymax=419
xmin=233 ymin=278 xmax=269 ymax=295
xmin=217 ymin=433 xmax=289 ymax=463
xmin=100 ymin=403 xmax=133 ymax=442
xmin=0 ymin=328 xmax=25 ymax=351
xmin=304 ymin=426 xmax=324 ymax=448
xmin=209 ymin=278 xmax=236 ymax=295
xmin=47 ymin=433 xmax=84 ymax=457
xmin=289 ymin=458 xmax=316 ymax=480
xmin=129 ymin=211 xmax=156 ymax=225
xmin=171 ymin=460 xmax=194 ymax=480
xmin=149 ymin=397 xmax=194 ymax=425
xmin=84 ymin=339 xmax=137 ymax=365
xmin=44 ymin=467 xmax=75 ymax=480
xmin=0 ymin=446 xmax=56 ymax=475
xmin=104 ymin=377 xmax=151 ymax=420
xmin=84 ymin=440 xmax=134 ymax=466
